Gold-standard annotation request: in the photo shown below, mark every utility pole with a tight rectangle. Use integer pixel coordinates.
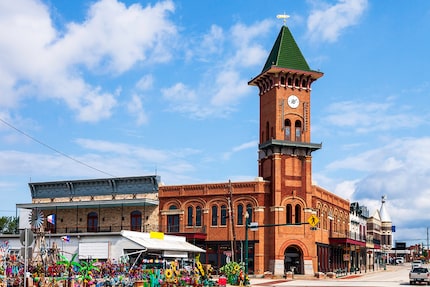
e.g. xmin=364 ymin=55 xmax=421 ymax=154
xmin=227 ymin=180 xmax=237 ymax=262
xmin=427 ymin=227 xmax=429 ymax=262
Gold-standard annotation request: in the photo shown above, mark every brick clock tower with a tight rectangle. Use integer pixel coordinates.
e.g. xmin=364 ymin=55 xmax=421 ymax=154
xmin=249 ymin=23 xmax=324 ymax=274
xmin=249 ymin=23 xmax=323 ymax=208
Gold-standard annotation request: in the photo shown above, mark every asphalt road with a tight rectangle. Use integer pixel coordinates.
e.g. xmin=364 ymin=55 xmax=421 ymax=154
xmin=249 ymin=263 xmax=417 ymax=287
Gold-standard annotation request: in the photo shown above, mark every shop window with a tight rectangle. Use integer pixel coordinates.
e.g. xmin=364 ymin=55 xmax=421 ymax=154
xmin=130 ymin=210 xmax=142 ymax=231
xmin=87 ymin=212 xmax=98 ymax=232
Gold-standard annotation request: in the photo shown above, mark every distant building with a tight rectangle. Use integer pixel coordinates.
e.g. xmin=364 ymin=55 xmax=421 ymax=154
xmin=379 ymin=195 xmax=393 ymax=250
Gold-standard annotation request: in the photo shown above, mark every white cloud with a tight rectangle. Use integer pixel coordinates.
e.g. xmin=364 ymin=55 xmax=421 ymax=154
xmin=323 ymin=100 xmax=426 ymax=134
xmin=135 ymin=75 xmax=154 ymax=91
xmin=160 ymin=20 xmax=272 ymax=119
xmin=0 ymin=0 xmax=177 ymax=122
xmin=127 ymin=94 xmax=148 ymax=126
xmin=222 ymin=140 xmax=258 ymax=160
xmin=306 ymin=0 xmax=368 ymax=43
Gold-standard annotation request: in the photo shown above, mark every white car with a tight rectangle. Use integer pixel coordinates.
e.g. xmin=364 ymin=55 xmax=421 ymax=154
xmin=412 ymin=260 xmax=422 ymax=269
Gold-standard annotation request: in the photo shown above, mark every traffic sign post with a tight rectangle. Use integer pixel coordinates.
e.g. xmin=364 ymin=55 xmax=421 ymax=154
xmin=308 ymin=215 xmax=319 ymax=227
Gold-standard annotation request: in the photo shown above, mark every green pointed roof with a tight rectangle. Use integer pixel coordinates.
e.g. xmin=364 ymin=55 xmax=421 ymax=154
xmin=262 ymin=25 xmax=311 ymax=73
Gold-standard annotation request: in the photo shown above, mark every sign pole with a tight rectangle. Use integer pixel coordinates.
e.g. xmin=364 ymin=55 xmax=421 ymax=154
xmin=24 ymin=228 xmax=28 ymax=287
xmin=244 ymin=215 xmax=249 ymax=275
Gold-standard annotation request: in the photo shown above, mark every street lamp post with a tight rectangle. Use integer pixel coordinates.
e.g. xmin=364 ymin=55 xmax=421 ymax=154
xmin=244 ymin=212 xmax=249 ymax=275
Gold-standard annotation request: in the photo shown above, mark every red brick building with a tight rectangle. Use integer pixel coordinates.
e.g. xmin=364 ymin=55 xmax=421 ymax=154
xmin=158 ymin=24 xmax=351 ymax=276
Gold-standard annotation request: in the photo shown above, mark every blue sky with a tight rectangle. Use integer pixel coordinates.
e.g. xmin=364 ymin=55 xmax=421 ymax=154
xmin=1 ymin=0 xmax=430 ymax=246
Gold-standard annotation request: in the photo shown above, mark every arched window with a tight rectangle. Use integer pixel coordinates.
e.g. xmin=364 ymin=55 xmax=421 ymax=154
xmin=295 ymin=78 xmax=300 ymax=87
xmin=237 ymin=204 xmax=244 ymax=225
xmin=284 ymin=119 xmax=291 ymax=141
xmin=295 ymin=204 xmax=301 ymax=224
xmin=302 ymin=79 xmax=307 ymax=89
xmin=87 ymin=212 xmax=98 ymax=232
xmin=286 ymin=204 xmax=292 ymax=224
xmin=211 ymin=205 xmax=218 ymax=226
xmin=196 ymin=206 xmax=202 ymax=226
xmin=280 ymin=76 xmax=286 ymax=86
xmin=130 ymin=210 xmax=142 ymax=231
xmin=46 ymin=214 xmax=56 ymax=233
xmin=287 ymin=77 xmax=292 ymax=86
xmin=246 ymin=204 xmax=253 ymax=223
xmin=167 ymin=205 xmax=179 ymax=232
xmin=295 ymin=120 xmax=302 ymax=142
xmin=220 ymin=205 xmax=227 ymax=226
xmin=187 ymin=206 xmax=193 ymax=226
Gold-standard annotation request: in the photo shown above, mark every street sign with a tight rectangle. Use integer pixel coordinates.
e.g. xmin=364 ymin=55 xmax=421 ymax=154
xmin=249 ymin=222 xmax=258 ymax=231
xmin=19 ymin=229 xmax=34 ymax=246
xmin=307 ymin=215 xmax=319 ymax=227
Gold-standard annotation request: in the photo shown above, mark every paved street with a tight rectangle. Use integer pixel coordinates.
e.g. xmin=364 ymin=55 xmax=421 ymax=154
xmin=248 ymin=263 xmax=413 ymax=286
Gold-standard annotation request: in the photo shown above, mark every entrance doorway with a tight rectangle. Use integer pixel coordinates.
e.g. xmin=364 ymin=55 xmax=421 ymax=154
xmin=284 ymin=245 xmax=303 ymax=274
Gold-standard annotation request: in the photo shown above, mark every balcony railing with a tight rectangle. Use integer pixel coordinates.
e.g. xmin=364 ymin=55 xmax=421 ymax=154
xmin=162 ymin=225 xmax=207 ymax=234
xmin=329 ymin=230 xmax=366 ymax=242
xmin=44 ymin=224 xmax=159 ymax=234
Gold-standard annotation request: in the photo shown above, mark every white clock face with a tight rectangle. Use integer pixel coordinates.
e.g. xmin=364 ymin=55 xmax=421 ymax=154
xmin=287 ymin=95 xmax=299 ymax=108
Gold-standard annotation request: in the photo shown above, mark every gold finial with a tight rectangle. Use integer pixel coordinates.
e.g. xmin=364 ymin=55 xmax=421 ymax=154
xmin=276 ymin=13 xmax=290 ymax=25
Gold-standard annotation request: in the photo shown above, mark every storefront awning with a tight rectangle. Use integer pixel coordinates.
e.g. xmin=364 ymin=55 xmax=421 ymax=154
xmin=121 ymin=230 xmax=205 ymax=253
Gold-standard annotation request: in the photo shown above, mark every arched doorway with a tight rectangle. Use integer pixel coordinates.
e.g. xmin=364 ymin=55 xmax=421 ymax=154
xmin=284 ymin=245 xmax=303 ymax=274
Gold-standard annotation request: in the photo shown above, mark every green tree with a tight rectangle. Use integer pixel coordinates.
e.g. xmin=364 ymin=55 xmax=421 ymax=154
xmin=0 ymin=216 xmax=18 ymax=234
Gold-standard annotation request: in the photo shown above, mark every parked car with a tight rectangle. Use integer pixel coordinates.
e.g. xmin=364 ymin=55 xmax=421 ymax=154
xmin=413 ymin=260 xmax=423 ymax=269
xmin=409 ymin=267 xmax=430 ymax=285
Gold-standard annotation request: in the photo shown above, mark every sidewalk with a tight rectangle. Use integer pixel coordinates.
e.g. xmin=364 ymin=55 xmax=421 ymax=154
xmin=247 ymin=265 xmax=401 ymax=286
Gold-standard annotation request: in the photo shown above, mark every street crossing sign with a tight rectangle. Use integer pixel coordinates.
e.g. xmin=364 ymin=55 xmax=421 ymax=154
xmin=308 ymin=215 xmax=319 ymax=227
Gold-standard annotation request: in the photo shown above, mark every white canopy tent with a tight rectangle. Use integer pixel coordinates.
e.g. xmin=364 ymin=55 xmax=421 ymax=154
xmin=120 ymin=230 xmax=205 ymax=258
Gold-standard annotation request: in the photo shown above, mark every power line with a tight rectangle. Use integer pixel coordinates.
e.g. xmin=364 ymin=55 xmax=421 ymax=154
xmin=0 ymin=117 xmax=117 ymax=178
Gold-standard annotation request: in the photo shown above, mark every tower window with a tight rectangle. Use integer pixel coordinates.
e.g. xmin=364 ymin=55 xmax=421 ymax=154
xmin=284 ymin=119 xmax=291 ymax=141
xmin=295 ymin=204 xmax=301 ymax=224
xmin=280 ymin=76 xmax=286 ymax=86
xmin=286 ymin=204 xmax=292 ymax=224
xmin=287 ymin=77 xmax=292 ymax=86
xmin=295 ymin=78 xmax=300 ymax=87
xmin=302 ymin=79 xmax=308 ymax=89
xmin=265 ymin=122 xmax=270 ymax=141
xmin=295 ymin=120 xmax=302 ymax=142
